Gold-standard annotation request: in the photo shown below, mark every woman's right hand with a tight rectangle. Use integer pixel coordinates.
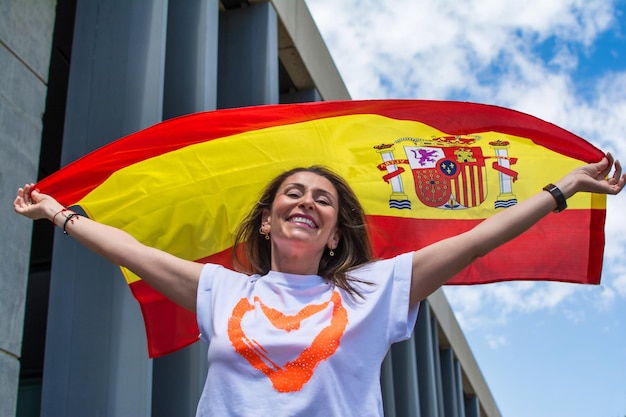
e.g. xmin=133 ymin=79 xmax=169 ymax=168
xmin=14 ymin=183 xmax=203 ymax=312
xmin=14 ymin=183 xmax=65 ymax=223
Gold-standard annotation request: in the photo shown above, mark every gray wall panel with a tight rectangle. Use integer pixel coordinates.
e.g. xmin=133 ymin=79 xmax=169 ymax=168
xmin=217 ymin=2 xmax=278 ymax=108
xmin=0 ymin=1 xmax=55 ymax=416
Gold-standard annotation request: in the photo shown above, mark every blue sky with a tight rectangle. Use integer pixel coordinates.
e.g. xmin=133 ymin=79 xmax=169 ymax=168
xmin=304 ymin=1 xmax=626 ymax=416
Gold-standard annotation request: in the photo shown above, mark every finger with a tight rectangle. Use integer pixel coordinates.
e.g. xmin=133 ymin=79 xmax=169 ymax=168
xmin=615 ymin=162 xmax=626 ymax=190
xmin=24 ymin=184 xmax=35 ymax=205
xmin=598 ymin=153 xmax=613 ymax=178
xmin=31 ymin=189 xmax=40 ymax=202
xmin=609 ymin=160 xmax=622 ymax=185
xmin=14 ymin=189 xmax=28 ymax=212
xmin=13 ymin=190 xmax=23 ymax=209
xmin=17 ymin=187 xmax=27 ymax=204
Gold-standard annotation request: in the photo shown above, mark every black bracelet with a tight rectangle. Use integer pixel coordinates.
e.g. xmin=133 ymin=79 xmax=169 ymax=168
xmin=63 ymin=212 xmax=80 ymax=235
xmin=543 ymin=184 xmax=567 ymax=213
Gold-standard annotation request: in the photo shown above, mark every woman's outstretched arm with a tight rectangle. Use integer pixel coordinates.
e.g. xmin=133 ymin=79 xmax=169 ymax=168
xmin=409 ymin=153 xmax=625 ymax=306
xmin=14 ymin=184 xmax=203 ymax=312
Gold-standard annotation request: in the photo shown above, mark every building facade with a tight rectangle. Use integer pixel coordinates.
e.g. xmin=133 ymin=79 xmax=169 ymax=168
xmin=0 ymin=1 xmax=501 ymax=416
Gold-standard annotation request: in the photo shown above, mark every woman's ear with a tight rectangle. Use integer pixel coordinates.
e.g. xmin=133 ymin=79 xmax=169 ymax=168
xmin=328 ymin=229 xmax=341 ymax=249
xmin=261 ymin=208 xmax=271 ymax=233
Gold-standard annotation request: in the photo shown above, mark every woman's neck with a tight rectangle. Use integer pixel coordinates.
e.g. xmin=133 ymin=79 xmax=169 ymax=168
xmin=270 ymin=242 xmax=323 ymax=275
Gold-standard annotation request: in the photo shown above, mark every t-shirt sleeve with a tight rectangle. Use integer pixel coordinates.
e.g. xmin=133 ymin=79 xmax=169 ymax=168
xmin=352 ymin=252 xmax=419 ymax=344
xmin=196 ymin=263 xmax=224 ymax=344
xmin=387 ymin=252 xmax=419 ymax=342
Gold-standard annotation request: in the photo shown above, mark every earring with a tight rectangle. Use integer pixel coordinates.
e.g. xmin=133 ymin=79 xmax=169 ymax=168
xmin=329 ymin=249 xmax=335 ymax=257
xmin=259 ymin=226 xmax=270 ymax=240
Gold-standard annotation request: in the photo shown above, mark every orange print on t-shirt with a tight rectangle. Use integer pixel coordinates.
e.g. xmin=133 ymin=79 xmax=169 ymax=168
xmin=227 ymin=290 xmax=348 ymax=393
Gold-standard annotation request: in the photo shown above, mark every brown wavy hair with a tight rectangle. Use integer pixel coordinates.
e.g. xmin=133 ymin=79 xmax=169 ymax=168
xmin=232 ymin=166 xmax=373 ymax=297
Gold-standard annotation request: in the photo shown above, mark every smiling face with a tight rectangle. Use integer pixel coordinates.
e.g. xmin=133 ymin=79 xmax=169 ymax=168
xmin=232 ymin=166 xmax=373 ymax=286
xmin=262 ymin=171 xmax=341 ymax=271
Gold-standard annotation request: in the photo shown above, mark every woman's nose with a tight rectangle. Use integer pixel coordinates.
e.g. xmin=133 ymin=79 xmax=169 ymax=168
xmin=299 ymin=193 xmax=314 ymax=209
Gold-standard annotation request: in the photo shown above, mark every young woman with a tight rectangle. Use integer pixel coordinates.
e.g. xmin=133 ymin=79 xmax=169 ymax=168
xmin=14 ymin=155 xmax=624 ymax=416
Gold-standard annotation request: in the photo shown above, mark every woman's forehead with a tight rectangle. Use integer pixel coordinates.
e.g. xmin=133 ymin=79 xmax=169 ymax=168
xmin=279 ymin=171 xmax=338 ymax=195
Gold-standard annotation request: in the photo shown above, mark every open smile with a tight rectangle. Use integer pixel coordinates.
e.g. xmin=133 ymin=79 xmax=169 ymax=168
xmin=287 ymin=215 xmax=318 ymax=229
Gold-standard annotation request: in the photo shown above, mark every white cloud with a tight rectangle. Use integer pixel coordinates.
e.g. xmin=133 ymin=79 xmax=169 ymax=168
xmin=443 ymin=281 xmax=581 ymax=330
xmin=612 ymin=274 xmax=626 ymax=298
xmin=485 ymin=333 xmax=508 ymax=349
xmin=593 ymin=284 xmax=616 ymax=310
xmin=306 ymin=0 xmax=618 ymax=102
xmin=443 ymin=273 xmax=626 ymax=331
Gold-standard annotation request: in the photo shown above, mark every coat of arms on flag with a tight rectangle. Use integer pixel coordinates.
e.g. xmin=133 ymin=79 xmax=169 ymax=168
xmin=375 ymin=135 xmax=519 ymax=211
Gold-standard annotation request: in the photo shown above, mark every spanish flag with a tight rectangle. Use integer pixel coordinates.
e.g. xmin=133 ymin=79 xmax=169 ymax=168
xmin=36 ymin=100 xmax=606 ymax=357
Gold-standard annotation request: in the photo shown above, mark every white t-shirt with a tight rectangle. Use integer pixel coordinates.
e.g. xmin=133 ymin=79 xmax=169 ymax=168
xmin=195 ymin=252 xmax=418 ymax=417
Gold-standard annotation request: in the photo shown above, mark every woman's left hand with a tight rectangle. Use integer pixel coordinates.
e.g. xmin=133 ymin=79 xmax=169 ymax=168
xmin=557 ymin=153 xmax=625 ymax=198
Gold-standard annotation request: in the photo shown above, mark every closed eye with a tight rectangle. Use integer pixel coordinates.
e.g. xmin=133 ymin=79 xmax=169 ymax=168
xmin=284 ymin=186 xmax=303 ymax=199
xmin=316 ymin=198 xmax=331 ymax=206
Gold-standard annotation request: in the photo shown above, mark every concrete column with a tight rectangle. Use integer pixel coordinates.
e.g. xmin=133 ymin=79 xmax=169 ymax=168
xmin=431 ymin=315 xmax=445 ymax=416
xmin=0 ymin=1 xmax=56 ymax=416
xmin=381 ymin=353 xmax=397 ymax=417
xmin=162 ymin=0 xmax=219 ymax=120
xmin=414 ymin=301 xmax=441 ymax=417
xmin=440 ymin=348 xmax=460 ymax=417
xmin=217 ymin=2 xmax=279 ymax=108
xmin=40 ymin=1 xmax=168 ymax=416
xmin=152 ymin=1 xmax=219 ymax=416
xmin=465 ymin=395 xmax=481 ymax=417
xmin=455 ymin=359 xmax=467 ymax=417
xmin=390 ymin=335 xmax=421 ymax=417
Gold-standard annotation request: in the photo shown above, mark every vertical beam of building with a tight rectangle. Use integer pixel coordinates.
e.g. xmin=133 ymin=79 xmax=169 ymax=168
xmin=455 ymin=359 xmax=467 ymax=417
xmin=429 ymin=289 xmax=501 ymax=417
xmin=465 ymin=395 xmax=481 ymax=417
xmin=152 ymin=342 xmax=208 ymax=417
xmin=431 ymin=315 xmax=446 ymax=416
xmin=217 ymin=2 xmax=278 ymax=108
xmin=381 ymin=354 xmax=397 ymax=417
xmin=40 ymin=1 xmax=167 ymax=416
xmin=414 ymin=302 xmax=441 ymax=417
xmin=152 ymin=1 xmax=219 ymax=416
xmin=162 ymin=0 xmax=219 ymax=120
xmin=0 ymin=1 xmax=56 ymax=415
xmin=440 ymin=348 xmax=460 ymax=417
xmin=390 ymin=335 xmax=421 ymax=417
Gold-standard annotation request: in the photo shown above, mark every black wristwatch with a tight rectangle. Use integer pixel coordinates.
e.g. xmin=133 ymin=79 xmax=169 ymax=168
xmin=543 ymin=184 xmax=567 ymax=213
